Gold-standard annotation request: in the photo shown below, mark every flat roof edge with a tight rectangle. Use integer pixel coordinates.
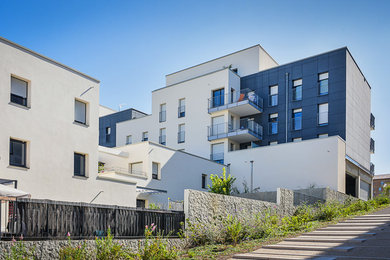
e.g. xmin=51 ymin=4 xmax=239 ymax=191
xmin=0 ymin=36 xmax=100 ymax=83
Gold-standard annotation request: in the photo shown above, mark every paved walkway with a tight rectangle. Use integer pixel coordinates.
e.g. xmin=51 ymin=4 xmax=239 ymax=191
xmin=231 ymin=207 xmax=390 ymax=260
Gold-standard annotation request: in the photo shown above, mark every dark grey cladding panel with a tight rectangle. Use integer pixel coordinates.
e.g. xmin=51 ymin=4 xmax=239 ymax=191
xmin=241 ymin=48 xmax=347 ymax=146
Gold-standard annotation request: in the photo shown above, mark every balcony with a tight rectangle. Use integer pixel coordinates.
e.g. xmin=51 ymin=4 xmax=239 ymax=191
xmin=370 ymin=138 xmax=375 ymax=154
xmin=370 ymin=113 xmax=375 ymax=130
xmin=98 ymin=166 xmax=147 ymax=182
xmin=208 ymin=88 xmax=263 ymax=116
xmin=370 ymin=162 xmax=375 ymax=175
xmin=208 ymin=119 xmax=263 ymax=142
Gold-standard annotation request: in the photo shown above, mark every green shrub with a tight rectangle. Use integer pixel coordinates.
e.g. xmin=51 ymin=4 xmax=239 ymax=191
xmin=135 ymin=223 xmax=178 ymax=260
xmin=95 ymin=229 xmax=131 ymax=260
xmin=221 ymin=215 xmax=246 ymax=245
xmin=59 ymin=233 xmax=90 ymax=260
xmin=314 ymin=202 xmax=341 ymax=221
xmin=5 ymin=237 xmax=36 ymax=260
xmin=208 ymin=168 xmax=236 ymax=195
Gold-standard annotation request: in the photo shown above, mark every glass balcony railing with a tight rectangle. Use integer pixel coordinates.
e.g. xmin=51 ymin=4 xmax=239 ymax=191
xmin=208 ymin=88 xmax=263 ymax=112
xmin=207 ymin=119 xmax=263 ymax=140
xmin=98 ymin=166 xmax=147 ymax=177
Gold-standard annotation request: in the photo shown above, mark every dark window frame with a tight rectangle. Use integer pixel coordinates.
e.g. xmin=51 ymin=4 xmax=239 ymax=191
xmin=10 ymin=76 xmax=28 ymax=107
xmin=292 ymin=109 xmax=303 ymax=131
xmin=9 ymin=139 xmax=27 ymax=168
xmin=74 ymin=152 xmax=86 ymax=177
xmin=212 ymin=88 xmax=225 ymax=107
xmin=74 ymin=99 xmax=87 ymax=125
xmin=152 ymin=162 xmax=159 ymax=180
xmin=318 ymin=72 xmax=329 ymax=96
xmin=292 ymin=79 xmax=302 ymax=101
xmin=202 ymin=174 xmax=207 ymax=189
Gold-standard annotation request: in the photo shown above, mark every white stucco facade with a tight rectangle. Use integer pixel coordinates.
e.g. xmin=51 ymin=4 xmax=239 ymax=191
xmin=98 ymin=142 xmax=224 ymax=208
xmin=0 ymin=37 xmax=136 ymax=207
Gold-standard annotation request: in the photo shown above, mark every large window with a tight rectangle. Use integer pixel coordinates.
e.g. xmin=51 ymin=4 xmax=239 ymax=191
xmin=142 ymin=132 xmax=148 ymax=141
xmin=11 ymin=76 xmax=28 ymax=107
xmin=211 ymin=143 xmax=224 ymax=164
xmin=178 ymin=124 xmax=185 ymax=143
xmin=292 ymin=79 xmax=302 ymax=101
xmin=269 ymin=85 xmax=278 ymax=106
xmin=75 ymin=100 xmax=87 ymax=125
xmin=212 ymin=88 xmax=225 ymax=108
xmin=292 ymin=108 xmax=302 ymax=130
xmin=178 ymin=98 xmax=185 ymax=118
xmin=318 ymin=103 xmax=329 ymax=125
xmin=319 ymin=72 xmax=329 ymax=95
xmin=269 ymin=113 xmax=278 ymax=135
xmin=74 ymin=152 xmax=86 ymax=177
xmin=159 ymin=104 xmax=166 ymax=122
xmin=152 ymin=162 xmax=159 ymax=179
xmin=159 ymin=128 xmax=166 ymax=145
xmin=9 ymin=139 xmax=26 ymax=167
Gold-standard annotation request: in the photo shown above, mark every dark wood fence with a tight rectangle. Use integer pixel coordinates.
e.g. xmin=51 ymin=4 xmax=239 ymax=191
xmin=1 ymin=199 xmax=184 ymax=240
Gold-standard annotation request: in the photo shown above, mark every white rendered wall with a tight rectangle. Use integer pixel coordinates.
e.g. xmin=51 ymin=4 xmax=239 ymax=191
xmin=165 ymin=45 xmax=277 ymax=86
xmin=345 ymin=51 xmax=371 ymax=170
xmin=98 ymin=142 xmax=224 ymax=207
xmin=99 ymin=105 xmax=116 ymax=117
xmin=0 ymin=39 xmax=136 ymax=208
xmin=224 ymin=136 xmax=346 ymax=192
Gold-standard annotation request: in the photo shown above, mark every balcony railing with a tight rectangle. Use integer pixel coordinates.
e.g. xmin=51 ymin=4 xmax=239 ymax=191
xmin=159 ymin=111 xmax=166 ymax=122
xmin=98 ymin=166 xmax=147 ymax=177
xmin=208 ymin=119 xmax=263 ymax=141
xmin=178 ymin=131 xmax=185 ymax=143
xmin=178 ymin=106 xmax=185 ymax=118
xmin=208 ymin=88 xmax=263 ymax=113
xmin=370 ymin=138 xmax=375 ymax=154
xmin=370 ymin=113 xmax=375 ymax=130
xmin=370 ymin=162 xmax=375 ymax=175
xmin=159 ymin=135 xmax=166 ymax=145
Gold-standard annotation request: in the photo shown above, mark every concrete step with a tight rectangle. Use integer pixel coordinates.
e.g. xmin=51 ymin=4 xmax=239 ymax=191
xmin=317 ymin=226 xmax=384 ymax=231
xmin=302 ymin=230 xmax=376 ymax=236
xmin=233 ymin=248 xmax=339 ymax=259
xmin=262 ymin=244 xmax=354 ymax=252
xmin=277 ymin=241 xmax=348 ymax=247
xmin=284 ymin=236 xmax=366 ymax=243
xmin=336 ymin=222 xmax=389 ymax=226
xmin=233 ymin=252 xmax=336 ymax=259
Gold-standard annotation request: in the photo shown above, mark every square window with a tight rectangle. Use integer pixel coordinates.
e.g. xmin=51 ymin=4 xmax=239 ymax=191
xmin=10 ymin=139 xmax=27 ymax=167
xmin=11 ymin=76 xmax=28 ymax=107
xmin=74 ymin=153 xmax=86 ymax=177
xmin=130 ymin=162 xmax=143 ymax=175
xmin=75 ymin=100 xmax=87 ymax=125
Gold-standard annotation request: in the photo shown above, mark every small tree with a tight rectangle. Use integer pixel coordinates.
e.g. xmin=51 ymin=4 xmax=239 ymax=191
xmin=208 ymin=168 xmax=236 ymax=195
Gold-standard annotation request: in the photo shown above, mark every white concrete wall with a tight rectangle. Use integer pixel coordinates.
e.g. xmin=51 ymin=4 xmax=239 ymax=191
xmin=99 ymin=105 xmax=116 ymax=117
xmin=224 ymin=136 xmax=346 ymax=192
xmin=345 ymin=51 xmax=371 ymax=170
xmin=98 ymin=142 xmax=224 ymax=208
xmin=165 ymin=45 xmax=277 ymax=86
xmin=0 ymin=38 xmax=136 ymax=208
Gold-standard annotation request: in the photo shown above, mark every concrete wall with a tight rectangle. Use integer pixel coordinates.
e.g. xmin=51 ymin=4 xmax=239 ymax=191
xmin=165 ymin=45 xmax=277 ymax=86
xmin=0 ymin=38 xmax=136 ymax=208
xmin=99 ymin=105 xmax=116 ymax=117
xmin=184 ymin=189 xmax=294 ymax=225
xmin=99 ymin=142 xmax=224 ymax=208
xmin=345 ymin=51 xmax=372 ymax=170
xmin=224 ymin=136 xmax=346 ymax=193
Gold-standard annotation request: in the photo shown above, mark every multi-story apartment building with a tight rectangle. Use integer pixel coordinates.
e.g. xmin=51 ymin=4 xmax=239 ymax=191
xmin=0 ymin=37 xmax=136 ymax=207
xmin=115 ymin=45 xmax=375 ymax=200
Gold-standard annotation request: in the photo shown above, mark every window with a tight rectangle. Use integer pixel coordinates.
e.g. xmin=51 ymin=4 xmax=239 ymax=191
xmin=318 ymin=133 xmax=328 ymax=138
xmin=142 ymin=132 xmax=148 ymax=141
xmin=230 ymin=142 xmax=235 ymax=151
xmin=292 ymin=108 xmax=302 ymax=130
xmin=126 ymin=135 xmax=132 ymax=145
xmin=269 ymin=141 xmax=278 ymax=146
xmin=212 ymin=88 xmax=225 ymax=108
xmin=318 ymin=103 xmax=329 ymax=125
xmin=178 ymin=124 xmax=185 ymax=143
xmin=9 ymin=139 xmax=27 ymax=167
xmin=202 ymin=174 xmax=207 ymax=189
xmin=269 ymin=85 xmax=278 ymax=106
xmin=11 ymin=76 xmax=28 ymax=107
xmin=74 ymin=152 xmax=86 ymax=177
xmin=269 ymin=113 xmax=278 ymax=135
xmin=152 ymin=162 xmax=159 ymax=179
xmin=319 ymin=72 xmax=329 ymax=95
xmin=159 ymin=128 xmax=166 ymax=145
xmin=211 ymin=143 xmax=224 ymax=164
xmin=159 ymin=104 xmax=166 ymax=122
xmin=136 ymin=199 xmax=146 ymax=208
xmin=293 ymin=137 xmax=302 ymax=142
xmin=130 ymin=162 xmax=143 ymax=175
xmin=75 ymin=100 xmax=87 ymax=125
xmin=105 ymin=127 xmax=111 ymax=135
xmin=292 ymin=79 xmax=302 ymax=101
xmin=178 ymin=98 xmax=185 ymax=118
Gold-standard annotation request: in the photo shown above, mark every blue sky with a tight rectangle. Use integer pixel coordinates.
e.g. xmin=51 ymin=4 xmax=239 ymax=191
xmin=1 ymin=0 xmax=389 ymax=174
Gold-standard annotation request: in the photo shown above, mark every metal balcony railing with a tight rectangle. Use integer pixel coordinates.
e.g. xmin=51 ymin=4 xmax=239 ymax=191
xmin=98 ymin=166 xmax=147 ymax=177
xmin=370 ymin=113 xmax=375 ymax=130
xmin=178 ymin=131 xmax=185 ymax=143
xmin=208 ymin=119 xmax=263 ymax=140
xmin=159 ymin=111 xmax=166 ymax=122
xmin=208 ymin=88 xmax=263 ymax=111
xmin=370 ymin=162 xmax=375 ymax=175
xmin=178 ymin=106 xmax=185 ymax=118
xmin=159 ymin=135 xmax=166 ymax=145
xmin=370 ymin=138 xmax=375 ymax=154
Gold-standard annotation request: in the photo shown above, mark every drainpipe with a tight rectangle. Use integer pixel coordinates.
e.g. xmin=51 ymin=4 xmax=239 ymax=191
xmin=285 ymin=73 xmax=289 ymax=143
